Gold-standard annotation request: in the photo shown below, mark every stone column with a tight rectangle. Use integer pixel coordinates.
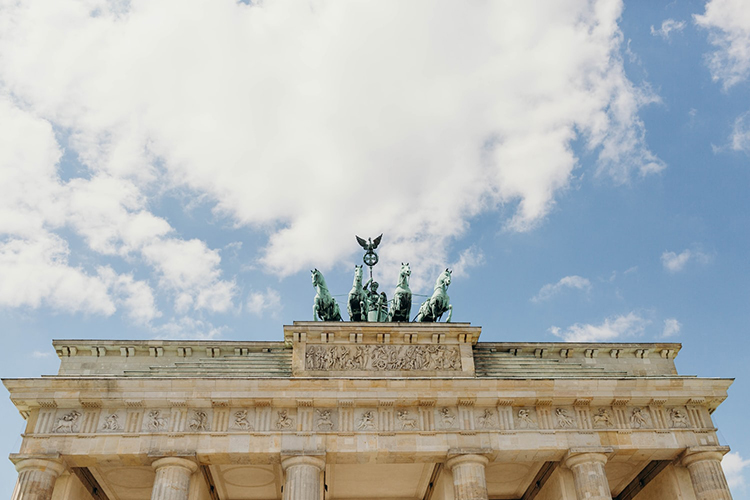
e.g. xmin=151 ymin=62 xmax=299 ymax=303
xmin=445 ymin=454 xmax=489 ymax=500
xmin=682 ymin=446 xmax=733 ymax=500
xmin=11 ymin=458 xmax=66 ymax=500
xmin=281 ymin=455 xmax=326 ymax=500
xmin=150 ymin=457 xmax=198 ymax=500
xmin=564 ymin=449 xmax=613 ymax=500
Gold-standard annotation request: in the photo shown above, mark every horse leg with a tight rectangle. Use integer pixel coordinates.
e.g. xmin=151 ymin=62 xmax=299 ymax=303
xmin=313 ymin=302 xmax=319 ymax=321
xmin=445 ymin=305 xmax=452 ymax=323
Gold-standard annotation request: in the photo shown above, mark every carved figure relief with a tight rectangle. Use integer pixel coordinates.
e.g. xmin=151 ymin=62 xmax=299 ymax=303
xmin=148 ymin=410 xmax=168 ymax=431
xmin=276 ymin=410 xmax=294 ymax=430
xmin=102 ymin=413 xmax=121 ymax=431
xmin=630 ymin=407 xmax=650 ymax=428
xmin=397 ymin=410 xmax=417 ymax=430
xmin=477 ymin=409 xmax=497 ymax=429
xmin=669 ymin=408 xmax=690 ymax=428
xmin=440 ymin=407 xmax=456 ymax=428
xmin=592 ymin=408 xmax=613 ymax=428
xmin=189 ymin=410 xmax=209 ymax=431
xmin=517 ymin=409 xmax=536 ymax=429
xmin=234 ymin=410 xmax=252 ymax=430
xmin=555 ymin=408 xmax=574 ymax=428
xmin=305 ymin=344 xmax=461 ymax=371
xmin=53 ymin=411 xmax=81 ymax=433
xmin=316 ymin=410 xmax=334 ymax=430
xmin=357 ymin=411 xmax=375 ymax=430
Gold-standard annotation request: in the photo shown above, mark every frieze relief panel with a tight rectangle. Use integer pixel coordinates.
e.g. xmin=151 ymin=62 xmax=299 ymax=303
xmin=304 ymin=344 xmax=461 ymax=371
xmin=29 ymin=404 xmax=714 ymax=435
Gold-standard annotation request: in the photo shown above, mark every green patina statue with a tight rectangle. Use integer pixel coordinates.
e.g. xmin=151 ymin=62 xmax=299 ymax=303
xmin=387 ymin=262 xmax=412 ymax=322
xmin=347 ymin=265 xmax=368 ymax=322
xmin=415 ymin=268 xmax=453 ymax=322
xmin=311 ymin=268 xmax=342 ymax=321
xmin=364 ymin=278 xmax=388 ymax=322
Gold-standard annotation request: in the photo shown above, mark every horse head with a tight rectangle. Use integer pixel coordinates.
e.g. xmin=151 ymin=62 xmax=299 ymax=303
xmin=400 ymin=262 xmax=411 ymax=277
xmin=311 ymin=269 xmax=322 ymax=287
xmin=436 ymin=268 xmax=452 ymax=289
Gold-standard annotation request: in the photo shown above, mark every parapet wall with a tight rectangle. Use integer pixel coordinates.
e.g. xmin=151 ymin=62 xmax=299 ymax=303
xmin=51 ymin=322 xmax=681 ymax=379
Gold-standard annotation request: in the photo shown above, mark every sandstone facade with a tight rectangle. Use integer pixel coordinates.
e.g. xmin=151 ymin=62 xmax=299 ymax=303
xmin=4 ymin=322 xmax=735 ymax=500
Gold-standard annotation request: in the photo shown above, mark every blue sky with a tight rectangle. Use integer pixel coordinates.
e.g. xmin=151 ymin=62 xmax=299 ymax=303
xmin=0 ymin=0 xmax=748 ymax=496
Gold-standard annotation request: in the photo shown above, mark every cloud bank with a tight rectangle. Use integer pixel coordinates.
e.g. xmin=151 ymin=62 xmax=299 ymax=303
xmin=0 ymin=0 xmax=662 ymax=324
xmin=532 ymin=275 xmax=591 ymax=302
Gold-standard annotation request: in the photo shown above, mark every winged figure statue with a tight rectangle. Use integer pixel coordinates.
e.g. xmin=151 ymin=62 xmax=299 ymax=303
xmin=356 ymin=234 xmax=383 ymax=252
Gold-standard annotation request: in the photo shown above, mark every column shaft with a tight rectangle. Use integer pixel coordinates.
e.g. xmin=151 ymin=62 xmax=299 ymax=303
xmin=565 ymin=452 xmax=612 ymax=500
xmin=683 ymin=450 xmax=733 ymax=500
xmin=151 ymin=457 xmax=198 ymax=500
xmin=282 ymin=456 xmax=325 ymax=500
xmin=446 ymin=454 xmax=489 ymax=500
xmin=11 ymin=459 xmax=65 ymax=500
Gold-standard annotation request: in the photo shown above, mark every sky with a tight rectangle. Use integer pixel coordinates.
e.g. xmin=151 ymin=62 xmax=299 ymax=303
xmin=0 ymin=0 xmax=748 ymax=496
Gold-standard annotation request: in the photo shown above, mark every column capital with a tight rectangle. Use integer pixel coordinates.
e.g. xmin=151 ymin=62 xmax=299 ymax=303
xmin=151 ymin=457 xmax=198 ymax=474
xmin=445 ymin=453 xmax=489 ymax=470
xmin=13 ymin=458 xmax=66 ymax=477
xmin=563 ymin=447 xmax=613 ymax=469
xmin=281 ymin=455 xmax=326 ymax=471
xmin=682 ymin=445 xmax=731 ymax=467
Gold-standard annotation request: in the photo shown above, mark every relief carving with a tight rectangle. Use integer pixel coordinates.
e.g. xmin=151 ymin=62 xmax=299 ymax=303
xmin=396 ymin=410 xmax=417 ymax=430
xmin=555 ymin=408 xmax=574 ymax=428
xmin=669 ymin=408 xmax=690 ymax=428
xmin=316 ymin=409 xmax=334 ymax=430
xmin=234 ymin=410 xmax=252 ymax=430
xmin=357 ymin=411 xmax=376 ymax=430
xmin=189 ymin=410 xmax=209 ymax=431
xmin=477 ymin=409 xmax=497 ymax=429
xmin=276 ymin=410 xmax=294 ymax=430
xmin=305 ymin=344 xmax=461 ymax=371
xmin=102 ymin=413 xmax=121 ymax=431
xmin=592 ymin=408 xmax=613 ymax=428
xmin=53 ymin=411 xmax=81 ymax=433
xmin=147 ymin=410 xmax=168 ymax=431
xmin=440 ymin=407 xmax=456 ymax=428
xmin=517 ymin=409 xmax=536 ymax=429
xmin=630 ymin=407 xmax=650 ymax=428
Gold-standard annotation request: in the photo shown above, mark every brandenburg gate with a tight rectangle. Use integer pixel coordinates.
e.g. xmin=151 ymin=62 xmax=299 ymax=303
xmin=3 ymin=322 xmax=735 ymax=500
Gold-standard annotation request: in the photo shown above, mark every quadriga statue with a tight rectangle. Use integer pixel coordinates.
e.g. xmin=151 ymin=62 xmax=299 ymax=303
xmin=311 ymin=269 xmax=342 ymax=321
xmin=415 ymin=268 xmax=452 ymax=322
xmin=388 ymin=262 xmax=412 ymax=322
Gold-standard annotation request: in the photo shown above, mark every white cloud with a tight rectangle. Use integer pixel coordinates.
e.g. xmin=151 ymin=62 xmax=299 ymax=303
xmin=533 ymin=275 xmax=591 ymax=302
xmin=650 ymin=19 xmax=687 ymax=40
xmin=661 ymin=249 xmax=711 ymax=273
xmin=0 ymin=94 xmax=236 ymax=322
xmin=723 ymin=452 xmax=750 ymax=492
xmin=731 ymin=111 xmax=750 ymax=153
xmin=32 ymin=351 xmax=52 ymax=358
xmin=695 ymin=0 xmax=750 ymax=89
xmin=662 ymin=318 xmax=681 ymax=338
xmin=247 ymin=288 xmax=282 ymax=318
xmin=0 ymin=0 xmax=663 ymax=283
xmin=155 ymin=317 xmax=227 ymax=340
xmin=549 ymin=312 xmax=648 ymax=342
xmin=0 ymin=234 xmax=115 ymax=315
xmin=449 ymin=247 xmax=485 ymax=278
xmin=97 ymin=266 xmax=161 ymax=325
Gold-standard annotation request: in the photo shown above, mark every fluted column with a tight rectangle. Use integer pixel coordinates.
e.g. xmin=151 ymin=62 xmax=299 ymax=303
xmin=11 ymin=458 xmax=66 ymax=500
xmin=445 ymin=454 xmax=489 ymax=500
xmin=683 ymin=446 xmax=733 ymax=500
xmin=281 ymin=455 xmax=326 ymax=500
xmin=564 ymin=450 xmax=612 ymax=500
xmin=150 ymin=457 xmax=198 ymax=500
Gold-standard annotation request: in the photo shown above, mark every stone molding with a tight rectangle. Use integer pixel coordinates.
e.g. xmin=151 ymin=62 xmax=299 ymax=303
xmin=681 ymin=445 xmax=731 ymax=467
xmin=24 ymin=402 xmax=718 ymax=436
xmin=151 ymin=457 xmax=198 ymax=474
